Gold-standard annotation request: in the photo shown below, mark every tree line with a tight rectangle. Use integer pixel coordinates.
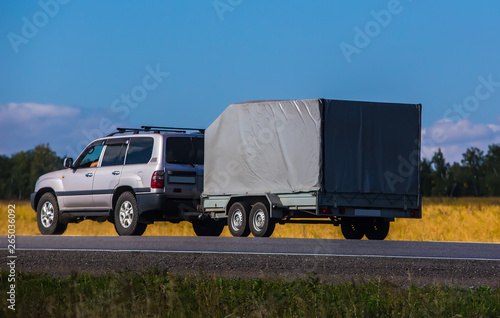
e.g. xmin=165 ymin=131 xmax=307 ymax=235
xmin=0 ymin=143 xmax=499 ymax=200
xmin=0 ymin=144 xmax=63 ymax=200
xmin=421 ymin=144 xmax=500 ymax=197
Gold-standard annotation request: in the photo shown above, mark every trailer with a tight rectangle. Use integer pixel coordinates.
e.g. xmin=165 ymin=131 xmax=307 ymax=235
xmin=201 ymin=99 xmax=421 ymax=240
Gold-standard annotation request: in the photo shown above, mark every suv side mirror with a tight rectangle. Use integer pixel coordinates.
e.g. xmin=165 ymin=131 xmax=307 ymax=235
xmin=63 ymin=158 xmax=74 ymax=168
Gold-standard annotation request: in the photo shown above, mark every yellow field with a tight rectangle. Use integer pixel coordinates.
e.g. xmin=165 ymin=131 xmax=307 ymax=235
xmin=2 ymin=197 xmax=500 ymax=242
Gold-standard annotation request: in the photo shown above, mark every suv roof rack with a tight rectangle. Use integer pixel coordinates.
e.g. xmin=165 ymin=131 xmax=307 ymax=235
xmin=107 ymin=126 xmax=205 ymax=136
xmin=141 ymin=126 xmax=205 ymax=134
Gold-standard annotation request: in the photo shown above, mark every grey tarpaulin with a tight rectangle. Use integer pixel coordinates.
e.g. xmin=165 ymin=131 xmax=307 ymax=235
xmin=203 ymin=99 xmax=421 ymax=196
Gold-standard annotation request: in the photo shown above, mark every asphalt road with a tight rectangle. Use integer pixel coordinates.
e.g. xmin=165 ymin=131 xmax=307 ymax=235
xmin=7 ymin=236 xmax=500 ymax=260
xmin=2 ymin=236 xmax=500 ymax=287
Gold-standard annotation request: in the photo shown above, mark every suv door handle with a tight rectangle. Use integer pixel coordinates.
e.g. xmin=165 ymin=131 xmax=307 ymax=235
xmin=112 ymin=171 xmax=120 ymax=175
xmin=85 ymin=173 xmax=93 ymax=177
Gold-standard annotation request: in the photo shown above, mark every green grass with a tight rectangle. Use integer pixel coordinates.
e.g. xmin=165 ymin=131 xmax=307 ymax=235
xmin=1 ymin=270 xmax=498 ymax=317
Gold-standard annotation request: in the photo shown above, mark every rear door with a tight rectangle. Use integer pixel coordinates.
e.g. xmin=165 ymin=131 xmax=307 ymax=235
xmin=164 ymin=136 xmax=199 ymax=199
xmin=92 ymin=138 xmax=128 ymax=209
xmin=120 ymin=136 xmax=155 ymax=194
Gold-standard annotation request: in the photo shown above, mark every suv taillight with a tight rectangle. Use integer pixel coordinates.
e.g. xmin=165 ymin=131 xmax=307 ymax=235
xmin=151 ymin=170 xmax=165 ymax=189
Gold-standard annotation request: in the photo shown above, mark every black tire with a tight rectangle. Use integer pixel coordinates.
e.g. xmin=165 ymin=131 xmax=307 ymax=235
xmin=228 ymin=201 xmax=251 ymax=237
xmin=37 ymin=193 xmax=67 ymax=235
xmin=249 ymin=202 xmax=275 ymax=237
xmin=340 ymin=220 xmax=365 ymax=240
xmin=192 ymin=218 xmax=225 ymax=236
xmin=114 ymin=192 xmax=147 ymax=236
xmin=364 ymin=219 xmax=390 ymax=240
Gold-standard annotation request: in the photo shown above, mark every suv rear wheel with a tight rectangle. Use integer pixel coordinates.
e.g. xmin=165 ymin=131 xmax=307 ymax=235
xmin=114 ymin=192 xmax=147 ymax=236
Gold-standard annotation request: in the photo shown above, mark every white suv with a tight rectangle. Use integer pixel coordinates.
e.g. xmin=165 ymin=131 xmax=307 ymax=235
xmin=31 ymin=126 xmax=224 ymax=236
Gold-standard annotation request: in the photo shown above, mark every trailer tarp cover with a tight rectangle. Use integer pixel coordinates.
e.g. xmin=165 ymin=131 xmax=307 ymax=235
xmin=204 ymin=99 xmax=322 ymax=195
xmin=323 ymin=100 xmax=421 ymax=195
xmin=203 ymin=99 xmax=421 ymax=196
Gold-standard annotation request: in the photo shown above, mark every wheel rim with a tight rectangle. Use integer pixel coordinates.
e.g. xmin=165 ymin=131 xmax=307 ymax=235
xmin=41 ymin=201 xmax=55 ymax=228
xmin=231 ymin=209 xmax=243 ymax=231
xmin=252 ymin=209 xmax=266 ymax=232
xmin=119 ymin=201 xmax=134 ymax=228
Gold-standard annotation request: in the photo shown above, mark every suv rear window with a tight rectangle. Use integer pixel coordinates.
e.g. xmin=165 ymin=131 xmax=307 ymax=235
xmin=166 ymin=137 xmax=204 ymax=165
xmin=126 ymin=137 xmax=154 ymax=165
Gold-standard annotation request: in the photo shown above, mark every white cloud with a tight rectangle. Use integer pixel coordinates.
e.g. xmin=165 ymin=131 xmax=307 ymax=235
xmin=423 ymin=118 xmax=498 ymax=145
xmin=422 ymin=118 xmax=500 ymax=163
xmin=0 ymin=102 xmax=125 ymax=157
xmin=0 ymin=102 xmax=80 ymax=123
xmin=490 ymin=123 xmax=500 ymax=133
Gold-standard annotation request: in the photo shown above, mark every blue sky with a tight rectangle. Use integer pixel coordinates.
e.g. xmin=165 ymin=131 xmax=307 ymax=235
xmin=1 ymin=0 xmax=500 ymax=163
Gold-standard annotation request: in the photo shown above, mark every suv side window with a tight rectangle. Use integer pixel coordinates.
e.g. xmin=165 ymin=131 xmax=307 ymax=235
xmin=126 ymin=137 xmax=154 ymax=165
xmin=75 ymin=144 xmax=104 ymax=168
xmin=101 ymin=143 xmax=127 ymax=167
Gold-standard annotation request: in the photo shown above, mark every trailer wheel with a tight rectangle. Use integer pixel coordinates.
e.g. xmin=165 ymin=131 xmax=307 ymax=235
xmin=192 ymin=219 xmax=225 ymax=237
xmin=228 ymin=201 xmax=251 ymax=237
xmin=364 ymin=219 xmax=390 ymax=240
xmin=340 ymin=220 xmax=365 ymax=240
xmin=249 ymin=202 xmax=275 ymax=237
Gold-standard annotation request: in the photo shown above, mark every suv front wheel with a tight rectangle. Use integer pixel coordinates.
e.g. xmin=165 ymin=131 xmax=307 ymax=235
xmin=114 ymin=192 xmax=147 ymax=236
xmin=37 ymin=193 xmax=68 ymax=235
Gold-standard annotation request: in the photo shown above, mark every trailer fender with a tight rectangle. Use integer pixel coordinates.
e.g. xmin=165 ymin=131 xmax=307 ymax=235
xmin=224 ymin=195 xmax=283 ymax=219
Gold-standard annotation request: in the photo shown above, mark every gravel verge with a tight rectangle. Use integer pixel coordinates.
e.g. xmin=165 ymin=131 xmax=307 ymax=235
xmin=2 ymin=250 xmax=499 ymax=288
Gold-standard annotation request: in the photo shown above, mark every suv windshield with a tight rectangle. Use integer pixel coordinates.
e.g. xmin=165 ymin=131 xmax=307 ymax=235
xmin=166 ymin=137 xmax=204 ymax=165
